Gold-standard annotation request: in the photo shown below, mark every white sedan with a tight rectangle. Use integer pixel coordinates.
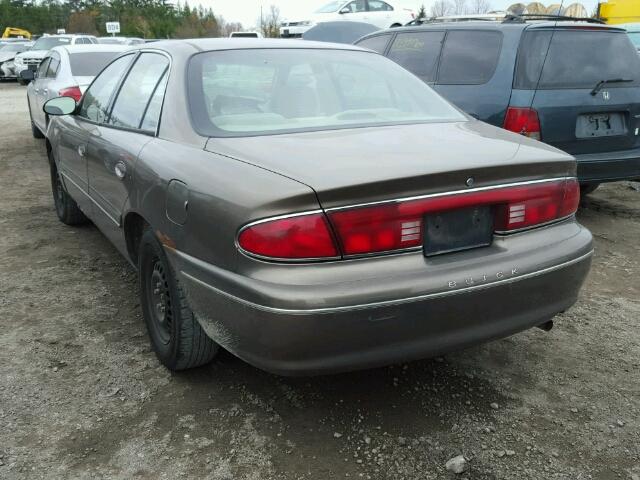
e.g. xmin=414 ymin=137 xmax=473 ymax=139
xmin=25 ymin=44 xmax=129 ymax=139
xmin=280 ymin=0 xmax=414 ymax=38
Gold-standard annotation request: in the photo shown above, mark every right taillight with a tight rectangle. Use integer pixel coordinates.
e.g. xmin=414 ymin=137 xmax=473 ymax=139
xmin=503 ymin=107 xmax=541 ymax=140
xmin=237 ymin=179 xmax=579 ymax=261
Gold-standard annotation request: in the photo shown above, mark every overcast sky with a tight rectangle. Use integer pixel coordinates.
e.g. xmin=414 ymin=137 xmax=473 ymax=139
xmin=197 ymin=0 xmax=599 ymax=29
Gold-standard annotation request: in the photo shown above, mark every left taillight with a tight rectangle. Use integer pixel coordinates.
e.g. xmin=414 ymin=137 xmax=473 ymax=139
xmin=237 ymin=212 xmax=339 ymax=260
xmin=58 ymin=86 xmax=82 ymax=102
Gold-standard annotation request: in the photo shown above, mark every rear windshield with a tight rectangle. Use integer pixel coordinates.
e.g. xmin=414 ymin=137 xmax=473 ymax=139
xmin=69 ymin=52 xmax=121 ymax=76
xmin=515 ymin=29 xmax=640 ymax=89
xmin=32 ymin=37 xmax=71 ymax=50
xmin=188 ymin=49 xmax=465 ymax=137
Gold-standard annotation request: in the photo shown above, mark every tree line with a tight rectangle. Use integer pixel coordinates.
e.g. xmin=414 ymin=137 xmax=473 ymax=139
xmin=0 ymin=0 xmax=245 ymax=39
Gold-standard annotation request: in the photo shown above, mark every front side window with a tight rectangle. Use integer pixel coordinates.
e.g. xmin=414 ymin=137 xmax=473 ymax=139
xmin=80 ymin=54 xmax=134 ymax=123
xmin=356 ymin=34 xmax=391 ymax=53
xmin=437 ymin=30 xmax=502 ymax=85
xmin=188 ymin=48 xmax=465 ymax=137
xmin=368 ymin=0 xmax=393 ymax=11
xmin=515 ymin=30 xmax=640 ymax=89
xmin=387 ymin=31 xmax=445 ymax=83
xmin=108 ymin=53 xmax=170 ymax=130
xmin=315 ymin=1 xmax=342 ymax=13
xmin=345 ymin=0 xmax=366 ymax=13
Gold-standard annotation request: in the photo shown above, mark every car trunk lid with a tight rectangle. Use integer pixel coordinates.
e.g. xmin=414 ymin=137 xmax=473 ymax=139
xmin=206 ymin=121 xmax=575 ymax=209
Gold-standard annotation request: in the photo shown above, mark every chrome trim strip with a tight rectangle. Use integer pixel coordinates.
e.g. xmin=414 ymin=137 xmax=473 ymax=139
xmin=180 ymin=250 xmax=593 ymax=316
xmin=324 ymin=177 xmax=575 ymax=212
xmin=60 ymin=171 xmax=120 ymax=227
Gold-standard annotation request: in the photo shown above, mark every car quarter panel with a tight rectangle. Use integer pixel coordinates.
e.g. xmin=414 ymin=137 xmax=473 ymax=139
xmin=129 ymin=138 xmax=322 ymax=271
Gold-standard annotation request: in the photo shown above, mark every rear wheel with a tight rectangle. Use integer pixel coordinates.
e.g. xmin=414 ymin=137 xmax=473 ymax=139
xmin=138 ymin=229 xmax=219 ymax=370
xmin=50 ymin=163 xmax=88 ymax=225
xmin=29 ymin=105 xmax=44 ymax=139
xmin=580 ymin=182 xmax=600 ymax=196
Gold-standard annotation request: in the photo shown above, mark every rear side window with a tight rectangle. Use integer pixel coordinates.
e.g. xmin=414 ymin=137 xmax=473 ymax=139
xmin=387 ymin=31 xmax=445 ymax=82
xmin=46 ymin=55 xmax=60 ymax=77
xmin=437 ymin=30 xmax=502 ymax=85
xmin=70 ymin=52 xmax=121 ymax=77
xmin=368 ymin=0 xmax=393 ymax=11
xmin=515 ymin=30 xmax=640 ymax=90
xmin=357 ymin=34 xmax=391 ymax=53
xmin=108 ymin=53 xmax=169 ymax=130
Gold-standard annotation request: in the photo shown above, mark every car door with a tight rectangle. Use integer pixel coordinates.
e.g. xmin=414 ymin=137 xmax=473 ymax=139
xmin=86 ymin=52 xmax=170 ymax=247
xmin=340 ymin=0 xmax=369 ymax=23
xmin=38 ymin=51 xmax=61 ymax=117
xmin=366 ymin=0 xmax=394 ymax=28
xmin=57 ymin=54 xmax=135 ymax=217
xmin=30 ymin=57 xmax=51 ymax=131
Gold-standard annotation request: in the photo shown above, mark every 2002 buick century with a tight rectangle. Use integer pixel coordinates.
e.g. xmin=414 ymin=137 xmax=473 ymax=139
xmin=41 ymin=39 xmax=593 ymax=375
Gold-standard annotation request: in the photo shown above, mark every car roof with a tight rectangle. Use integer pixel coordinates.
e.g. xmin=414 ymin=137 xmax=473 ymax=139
xmin=135 ymin=38 xmax=368 ymax=54
xmin=51 ymin=44 xmax=131 ymax=55
xmin=362 ymin=19 xmax=626 ymax=37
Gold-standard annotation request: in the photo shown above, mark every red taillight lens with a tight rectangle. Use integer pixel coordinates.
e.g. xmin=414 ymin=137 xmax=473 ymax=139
xmin=237 ymin=212 xmax=339 ymax=260
xmin=58 ymin=86 xmax=82 ymax=102
xmin=328 ymin=179 xmax=579 ymax=256
xmin=237 ymin=179 xmax=579 ymax=261
xmin=503 ymin=107 xmax=541 ymax=140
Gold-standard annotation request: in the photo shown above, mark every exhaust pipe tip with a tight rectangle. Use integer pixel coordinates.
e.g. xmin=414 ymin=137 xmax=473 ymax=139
xmin=537 ymin=320 xmax=554 ymax=332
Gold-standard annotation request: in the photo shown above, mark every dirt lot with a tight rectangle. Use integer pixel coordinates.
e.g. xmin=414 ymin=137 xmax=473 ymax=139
xmin=0 ymin=82 xmax=639 ymax=480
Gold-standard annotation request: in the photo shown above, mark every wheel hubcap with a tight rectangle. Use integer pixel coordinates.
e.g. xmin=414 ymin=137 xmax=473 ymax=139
xmin=148 ymin=260 xmax=172 ymax=344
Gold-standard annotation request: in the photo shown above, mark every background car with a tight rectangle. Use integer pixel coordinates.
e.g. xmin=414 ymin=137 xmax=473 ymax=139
xmin=97 ymin=36 xmax=146 ymax=45
xmin=280 ymin=0 xmax=413 ymax=38
xmin=229 ymin=31 xmax=263 ymax=38
xmin=356 ymin=18 xmax=640 ymax=194
xmin=24 ymin=44 xmax=130 ymax=138
xmin=0 ymin=41 xmax=30 ymax=80
xmin=14 ymin=34 xmax=98 ymax=84
xmin=42 ymin=39 xmax=591 ymax=375
xmin=302 ymin=20 xmax=379 ymax=43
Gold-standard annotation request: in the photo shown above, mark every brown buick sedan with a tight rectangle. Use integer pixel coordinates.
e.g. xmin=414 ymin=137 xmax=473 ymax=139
xmin=41 ymin=39 xmax=593 ymax=375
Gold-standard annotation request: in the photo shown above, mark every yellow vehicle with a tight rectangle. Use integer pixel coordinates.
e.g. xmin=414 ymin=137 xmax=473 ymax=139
xmin=2 ymin=27 xmax=32 ymax=39
xmin=598 ymin=0 xmax=640 ymax=24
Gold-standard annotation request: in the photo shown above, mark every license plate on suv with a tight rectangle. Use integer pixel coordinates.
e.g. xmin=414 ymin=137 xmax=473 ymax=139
xmin=424 ymin=206 xmax=494 ymax=257
xmin=576 ymin=112 xmax=626 ymax=138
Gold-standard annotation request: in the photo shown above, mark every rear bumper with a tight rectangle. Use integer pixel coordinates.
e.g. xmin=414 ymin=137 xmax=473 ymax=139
xmin=168 ymin=221 xmax=593 ymax=375
xmin=575 ymin=148 xmax=640 ymax=183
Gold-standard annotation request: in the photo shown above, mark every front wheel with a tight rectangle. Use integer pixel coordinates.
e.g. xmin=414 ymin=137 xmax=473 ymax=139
xmin=138 ymin=229 xmax=219 ymax=370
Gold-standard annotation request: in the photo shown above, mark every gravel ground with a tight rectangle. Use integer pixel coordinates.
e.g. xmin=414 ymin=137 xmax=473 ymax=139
xmin=1 ymin=82 xmax=639 ymax=480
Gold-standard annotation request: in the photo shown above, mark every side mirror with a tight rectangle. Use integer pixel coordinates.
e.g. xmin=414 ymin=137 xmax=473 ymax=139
xmin=339 ymin=7 xmax=351 ymax=14
xmin=20 ymin=69 xmax=34 ymax=82
xmin=43 ymin=96 xmax=77 ymax=116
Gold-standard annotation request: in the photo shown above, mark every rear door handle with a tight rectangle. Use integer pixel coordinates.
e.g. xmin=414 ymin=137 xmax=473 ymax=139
xmin=77 ymin=145 xmax=85 ymax=157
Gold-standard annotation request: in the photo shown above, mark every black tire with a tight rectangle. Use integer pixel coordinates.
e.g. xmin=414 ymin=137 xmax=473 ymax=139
xmin=31 ymin=119 xmax=44 ymax=139
xmin=580 ymin=183 xmax=600 ymax=196
xmin=50 ymin=162 xmax=88 ymax=225
xmin=29 ymin=103 xmax=45 ymax=139
xmin=18 ymin=78 xmax=28 ymax=86
xmin=138 ymin=229 xmax=219 ymax=370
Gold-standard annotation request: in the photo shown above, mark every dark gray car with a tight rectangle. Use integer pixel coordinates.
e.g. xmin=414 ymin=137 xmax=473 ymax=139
xmin=42 ymin=39 xmax=593 ymax=375
xmin=356 ymin=20 xmax=640 ymax=195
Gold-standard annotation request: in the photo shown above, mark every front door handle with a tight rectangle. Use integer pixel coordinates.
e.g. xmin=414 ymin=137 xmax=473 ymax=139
xmin=43 ymin=88 xmax=48 ymax=95
xmin=114 ymin=161 xmax=127 ymax=180
xmin=77 ymin=145 xmax=85 ymax=157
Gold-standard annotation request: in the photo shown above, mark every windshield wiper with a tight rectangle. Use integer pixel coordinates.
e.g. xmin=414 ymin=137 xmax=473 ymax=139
xmin=591 ymin=78 xmax=633 ymax=96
